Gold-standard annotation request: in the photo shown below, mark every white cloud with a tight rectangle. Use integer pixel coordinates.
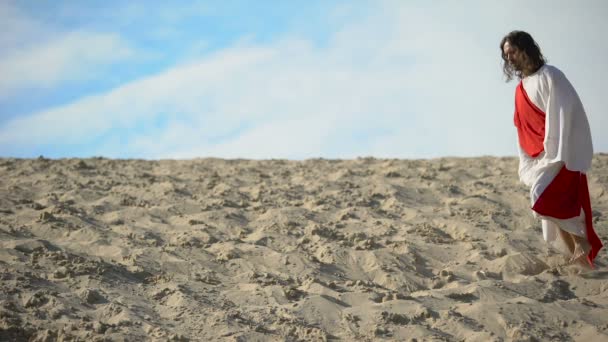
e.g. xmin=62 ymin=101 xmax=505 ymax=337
xmin=0 ymin=2 xmax=48 ymax=52
xmin=1 ymin=0 xmax=607 ymax=159
xmin=0 ymin=31 xmax=134 ymax=95
xmin=0 ymin=2 xmax=139 ymax=98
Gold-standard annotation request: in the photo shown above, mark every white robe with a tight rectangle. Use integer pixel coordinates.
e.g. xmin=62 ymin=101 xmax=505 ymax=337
xmin=516 ymin=64 xmax=594 ymax=254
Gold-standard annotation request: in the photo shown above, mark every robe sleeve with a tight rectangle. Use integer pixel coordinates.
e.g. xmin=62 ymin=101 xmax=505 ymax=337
xmin=542 ymin=66 xmax=593 ymax=172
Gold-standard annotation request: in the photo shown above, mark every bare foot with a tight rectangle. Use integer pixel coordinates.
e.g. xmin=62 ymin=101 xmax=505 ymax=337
xmin=569 ymin=238 xmax=591 ymax=264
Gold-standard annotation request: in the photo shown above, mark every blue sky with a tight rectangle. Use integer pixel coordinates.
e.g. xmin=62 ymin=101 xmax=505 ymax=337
xmin=1 ymin=0 xmax=607 ymax=159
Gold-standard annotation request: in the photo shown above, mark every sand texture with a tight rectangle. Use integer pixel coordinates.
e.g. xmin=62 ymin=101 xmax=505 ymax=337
xmin=1 ymin=156 xmax=608 ymax=341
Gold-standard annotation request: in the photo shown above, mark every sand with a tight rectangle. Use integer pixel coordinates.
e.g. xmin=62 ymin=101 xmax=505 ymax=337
xmin=0 ymin=155 xmax=607 ymax=341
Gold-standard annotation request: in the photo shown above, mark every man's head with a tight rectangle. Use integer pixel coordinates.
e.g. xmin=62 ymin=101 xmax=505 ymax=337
xmin=500 ymin=30 xmax=546 ymax=81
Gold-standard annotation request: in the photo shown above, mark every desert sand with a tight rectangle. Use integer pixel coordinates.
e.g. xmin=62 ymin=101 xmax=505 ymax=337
xmin=1 ymin=155 xmax=607 ymax=341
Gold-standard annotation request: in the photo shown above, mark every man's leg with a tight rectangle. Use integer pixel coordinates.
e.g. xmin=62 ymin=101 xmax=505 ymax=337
xmin=570 ymin=234 xmax=591 ymax=264
xmin=558 ymin=227 xmax=591 ymax=263
xmin=557 ymin=227 xmax=575 ymax=254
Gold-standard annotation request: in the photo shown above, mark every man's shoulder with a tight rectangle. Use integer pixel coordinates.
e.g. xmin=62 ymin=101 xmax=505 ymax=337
xmin=540 ymin=64 xmax=566 ymax=79
xmin=533 ymin=64 xmax=570 ymax=88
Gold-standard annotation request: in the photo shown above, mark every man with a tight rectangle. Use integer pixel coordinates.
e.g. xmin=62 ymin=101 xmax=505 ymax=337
xmin=500 ymin=30 xmax=603 ymax=267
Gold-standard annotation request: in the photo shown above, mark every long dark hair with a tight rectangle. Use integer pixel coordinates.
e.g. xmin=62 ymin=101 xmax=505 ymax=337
xmin=500 ymin=30 xmax=547 ymax=81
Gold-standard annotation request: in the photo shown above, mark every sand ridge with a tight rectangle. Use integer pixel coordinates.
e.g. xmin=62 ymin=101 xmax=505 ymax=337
xmin=1 ymin=156 xmax=607 ymax=341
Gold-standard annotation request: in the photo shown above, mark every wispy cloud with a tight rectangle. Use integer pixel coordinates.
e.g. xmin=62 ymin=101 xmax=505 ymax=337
xmin=0 ymin=31 xmax=134 ymax=96
xmin=0 ymin=1 xmax=607 ymax=159
xmin=0 ymin=2 xmax=46 ymax=51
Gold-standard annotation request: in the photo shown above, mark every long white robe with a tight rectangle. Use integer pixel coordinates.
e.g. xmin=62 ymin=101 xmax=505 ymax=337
xmin=516 ymin=64 xmax=594 ymax=254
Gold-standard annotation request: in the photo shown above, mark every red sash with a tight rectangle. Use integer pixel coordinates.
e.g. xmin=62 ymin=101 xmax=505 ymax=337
xmin=514 ymin=82 xmax=545 ymax=157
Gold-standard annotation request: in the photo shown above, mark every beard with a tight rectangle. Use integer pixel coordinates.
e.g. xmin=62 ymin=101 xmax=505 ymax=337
xmin=509 ymin=60 xmax=523 ymax=72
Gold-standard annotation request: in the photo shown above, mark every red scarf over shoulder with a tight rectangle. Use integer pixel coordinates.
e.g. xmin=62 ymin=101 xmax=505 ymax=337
xmin=514 ymin=81 xmax=545 ymax=157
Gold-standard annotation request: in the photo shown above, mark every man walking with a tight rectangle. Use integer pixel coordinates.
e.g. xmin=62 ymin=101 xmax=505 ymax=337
xmin=501 ymin=30 xmax=603 ymax=266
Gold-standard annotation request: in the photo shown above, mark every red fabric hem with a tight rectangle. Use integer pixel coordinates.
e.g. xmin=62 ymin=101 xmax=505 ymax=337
xmin=581 ymin=175 xmax=603 ymax=266
xmin=532 ymin=166 xmax=603 ymax=266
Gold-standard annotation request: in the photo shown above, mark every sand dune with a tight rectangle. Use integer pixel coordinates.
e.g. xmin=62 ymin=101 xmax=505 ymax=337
xmin=1 ymin=156 xmax=607 ymax=341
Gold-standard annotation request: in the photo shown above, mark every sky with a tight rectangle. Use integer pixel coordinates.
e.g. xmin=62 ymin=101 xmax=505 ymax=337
xmin=1 ymin=0 xmax=607 ymax=160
